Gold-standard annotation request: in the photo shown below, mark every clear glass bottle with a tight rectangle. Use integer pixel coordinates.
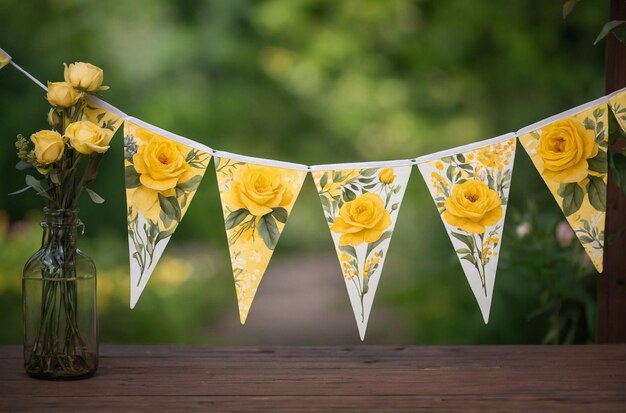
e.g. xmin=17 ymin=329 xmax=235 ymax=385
xmin=22 ymin=208 xmax=98 ymax=379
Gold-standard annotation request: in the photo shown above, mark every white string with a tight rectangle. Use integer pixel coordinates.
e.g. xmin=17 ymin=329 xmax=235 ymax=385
xmin=214 ymin=150 xmax=309 ymax=171
xmin=9 ymin=61 xmax=47 ymax=91
xmin=7 ymin=52 xmax=626 ymax=171
xmin=125 ymin=117 xmax=214 ymax=155
xmin=309 ymin=159 xmax=414 ymax=171
xmin=414 ymin=133 xmax=516 ymax=164
xmin=88 ymin=95 xmax=127 ymax=119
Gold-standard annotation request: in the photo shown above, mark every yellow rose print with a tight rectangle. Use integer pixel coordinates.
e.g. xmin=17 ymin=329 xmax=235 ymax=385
xmin=130 ymin=186 xmax=162 ymax=222
xmin=443 ymin=180 xmax=502 ymax=234
xmin=134 ymin=136 xmax=194 ymax=191
xmin=225 ymin=165 xmax=293 ymax=217
xmin=331 ymin=192 xmax=392 ymax=246
xmin=537 ymin=118 xmax=597 ymax=183
xmin=519 ymin=104 xmax=608 ymax=272
xmin=216 ymin=157 xmax=307 ymax=324
xmin=418 ymin=136 xmax=516 ymax=311
xmin=124 ymin=121 xmax=210 ymax=285
xmin=314 ymin=165 xmax=411 ymax=338
xmin=130 ymin=135 xmax=196 ymax=223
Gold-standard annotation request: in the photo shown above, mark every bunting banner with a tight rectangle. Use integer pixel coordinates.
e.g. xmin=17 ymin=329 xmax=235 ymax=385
xmin=518 ymin=98 xmax=608 ymax=272
xmin=311 ymin=162 xmax=412 ymax=340
xmin=124 ymin=118 xmax=212 ymax=308
xmin=417 ymin=134 xmax=516 ymax=323
xmin=214 ymin=153 xmax=307 ymax=324
xmin=4 ymin=48 xmax=626 ymax=339
xmin=0 ymin=48 xmax=11 ymax=69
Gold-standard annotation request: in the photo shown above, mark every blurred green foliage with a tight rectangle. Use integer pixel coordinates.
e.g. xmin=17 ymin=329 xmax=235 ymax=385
xmin=0 ymin=0 xmax=606 ymax=344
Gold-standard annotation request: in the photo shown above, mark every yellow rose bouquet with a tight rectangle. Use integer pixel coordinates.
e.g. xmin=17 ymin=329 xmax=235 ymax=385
xmin=12 ymin=62 xmax=111 ymax=380
xmin=14 ymin=62 xmax=111 ymax=208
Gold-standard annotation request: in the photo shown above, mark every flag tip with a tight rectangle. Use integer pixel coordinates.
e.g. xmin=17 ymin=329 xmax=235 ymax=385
xmin=480 ymin=307 xmax=490 ymax=324
xmin=129 ymin=288 xmax=140 ymax=309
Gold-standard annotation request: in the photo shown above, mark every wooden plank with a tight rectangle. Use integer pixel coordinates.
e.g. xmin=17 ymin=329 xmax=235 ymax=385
xmin=0 ymin=345 xmax=625 ymax=412
xmin=600 ymin=0 xmax=626 ymax=343
xmin=2 ymin=395 xmax=626 ymax=413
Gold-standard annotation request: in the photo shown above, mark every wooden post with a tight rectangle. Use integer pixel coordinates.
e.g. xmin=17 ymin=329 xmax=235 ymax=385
xmin=599 ymin=0 xmax=626 ymax=343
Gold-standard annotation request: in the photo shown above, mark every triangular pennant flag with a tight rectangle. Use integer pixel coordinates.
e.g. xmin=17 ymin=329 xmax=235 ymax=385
xmin=123 ymin=118 xmax=211 ymax=308
xmin=608 ymin=88 xmax=626 ymax=134
xmin=0 ymin=48 xmax=11 ymax=69
xmin=83 ymin=96 xmax=124 ymax=140
xmin=311 ymin=163 xmax=412 ymax=340
xmin=214 ymin=153 xmax=307 ymax=324
xmin=417 ymin=134 xmax=516 ymax=323
xmin=518 ymin=100 xmax=608 ymax=272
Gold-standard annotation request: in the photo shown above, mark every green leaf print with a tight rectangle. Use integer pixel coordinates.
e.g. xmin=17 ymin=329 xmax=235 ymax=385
xmin=225 ymin=208 xmax=249 ymax=229
xmin=258 ymin=214 xmax=280 ymax=250
xmin=558 ymin=183 xmax=584 ymax=216
xmin=586 ymin=176 xmax=606 ymax=211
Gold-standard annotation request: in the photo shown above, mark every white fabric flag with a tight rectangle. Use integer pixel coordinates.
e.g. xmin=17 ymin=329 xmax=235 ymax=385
xmin=518 ymin=98 xmax=608 ymax=273
xmin=417 ymin=134 xmax=516 ymax=323
xmin=124 ymin=118 xmax=212 ymax=308
xmin=311 ymin=161 xmax=412 ymax=340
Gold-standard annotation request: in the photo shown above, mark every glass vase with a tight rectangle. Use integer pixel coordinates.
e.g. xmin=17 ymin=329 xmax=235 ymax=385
xmin=22 ymin=208 xmax=98 ymax=380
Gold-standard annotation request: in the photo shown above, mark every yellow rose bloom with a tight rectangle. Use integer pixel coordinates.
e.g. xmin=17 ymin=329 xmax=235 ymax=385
xmin=130 ymin=136 xmax=195 ymax=224
xmin=226 ymin=165 xmax=293 ymax=216
xmin=65 ymin=121 xmax=110 ymax=155
xmin=537 ymin=118 xmax=598 ymax=183
xmin=131 ymin=186 xmax=163 ymax=223
xmin=133 ymin=135 xmax=194 ymax=191
xmin=46 ymin=81 xmax=80 ymax=108
xmin=330 ymin=192 xmax=392 ymax=246
xmin=64 ymin=62 xmax=109 ymax=92
xmin=30 ymin=130 xmax=65 ymax=164
xmin=378 ymin=167 xmax=396 ymax=184
xmin=443 ymin=180 xmax=502 ymax=234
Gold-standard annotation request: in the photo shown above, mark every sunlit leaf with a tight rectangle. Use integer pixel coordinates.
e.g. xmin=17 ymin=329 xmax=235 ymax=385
xmin=86 ymin=188 xmax=105 ymax=204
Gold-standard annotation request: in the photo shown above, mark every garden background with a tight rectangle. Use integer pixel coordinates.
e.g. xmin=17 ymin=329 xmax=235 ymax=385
xmin=0 ymin=0 xmax=607 ymax=345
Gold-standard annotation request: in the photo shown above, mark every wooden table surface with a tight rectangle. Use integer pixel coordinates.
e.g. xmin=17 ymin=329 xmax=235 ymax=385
xmin=1 ymin=344 xmax=625 ymax=412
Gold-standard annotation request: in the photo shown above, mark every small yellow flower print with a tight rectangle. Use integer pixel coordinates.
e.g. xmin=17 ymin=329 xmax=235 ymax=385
xmin=378 ymin=167 xmax=396 ymax=184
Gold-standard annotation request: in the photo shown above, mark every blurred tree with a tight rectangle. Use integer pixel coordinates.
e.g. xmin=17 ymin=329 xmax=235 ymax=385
xmin=0 ymin=0 xmax=608 ymax=344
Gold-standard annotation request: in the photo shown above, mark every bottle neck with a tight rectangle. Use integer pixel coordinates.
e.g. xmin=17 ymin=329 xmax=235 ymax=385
xmin=40 ymin=208 xmax=81 ymax=249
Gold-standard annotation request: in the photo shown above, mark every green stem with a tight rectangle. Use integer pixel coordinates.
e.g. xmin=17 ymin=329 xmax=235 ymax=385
xmin=474 ymin=233 xmax=487 ymax=296
xmin=27 ymin=212 xmax=89 ymax=376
